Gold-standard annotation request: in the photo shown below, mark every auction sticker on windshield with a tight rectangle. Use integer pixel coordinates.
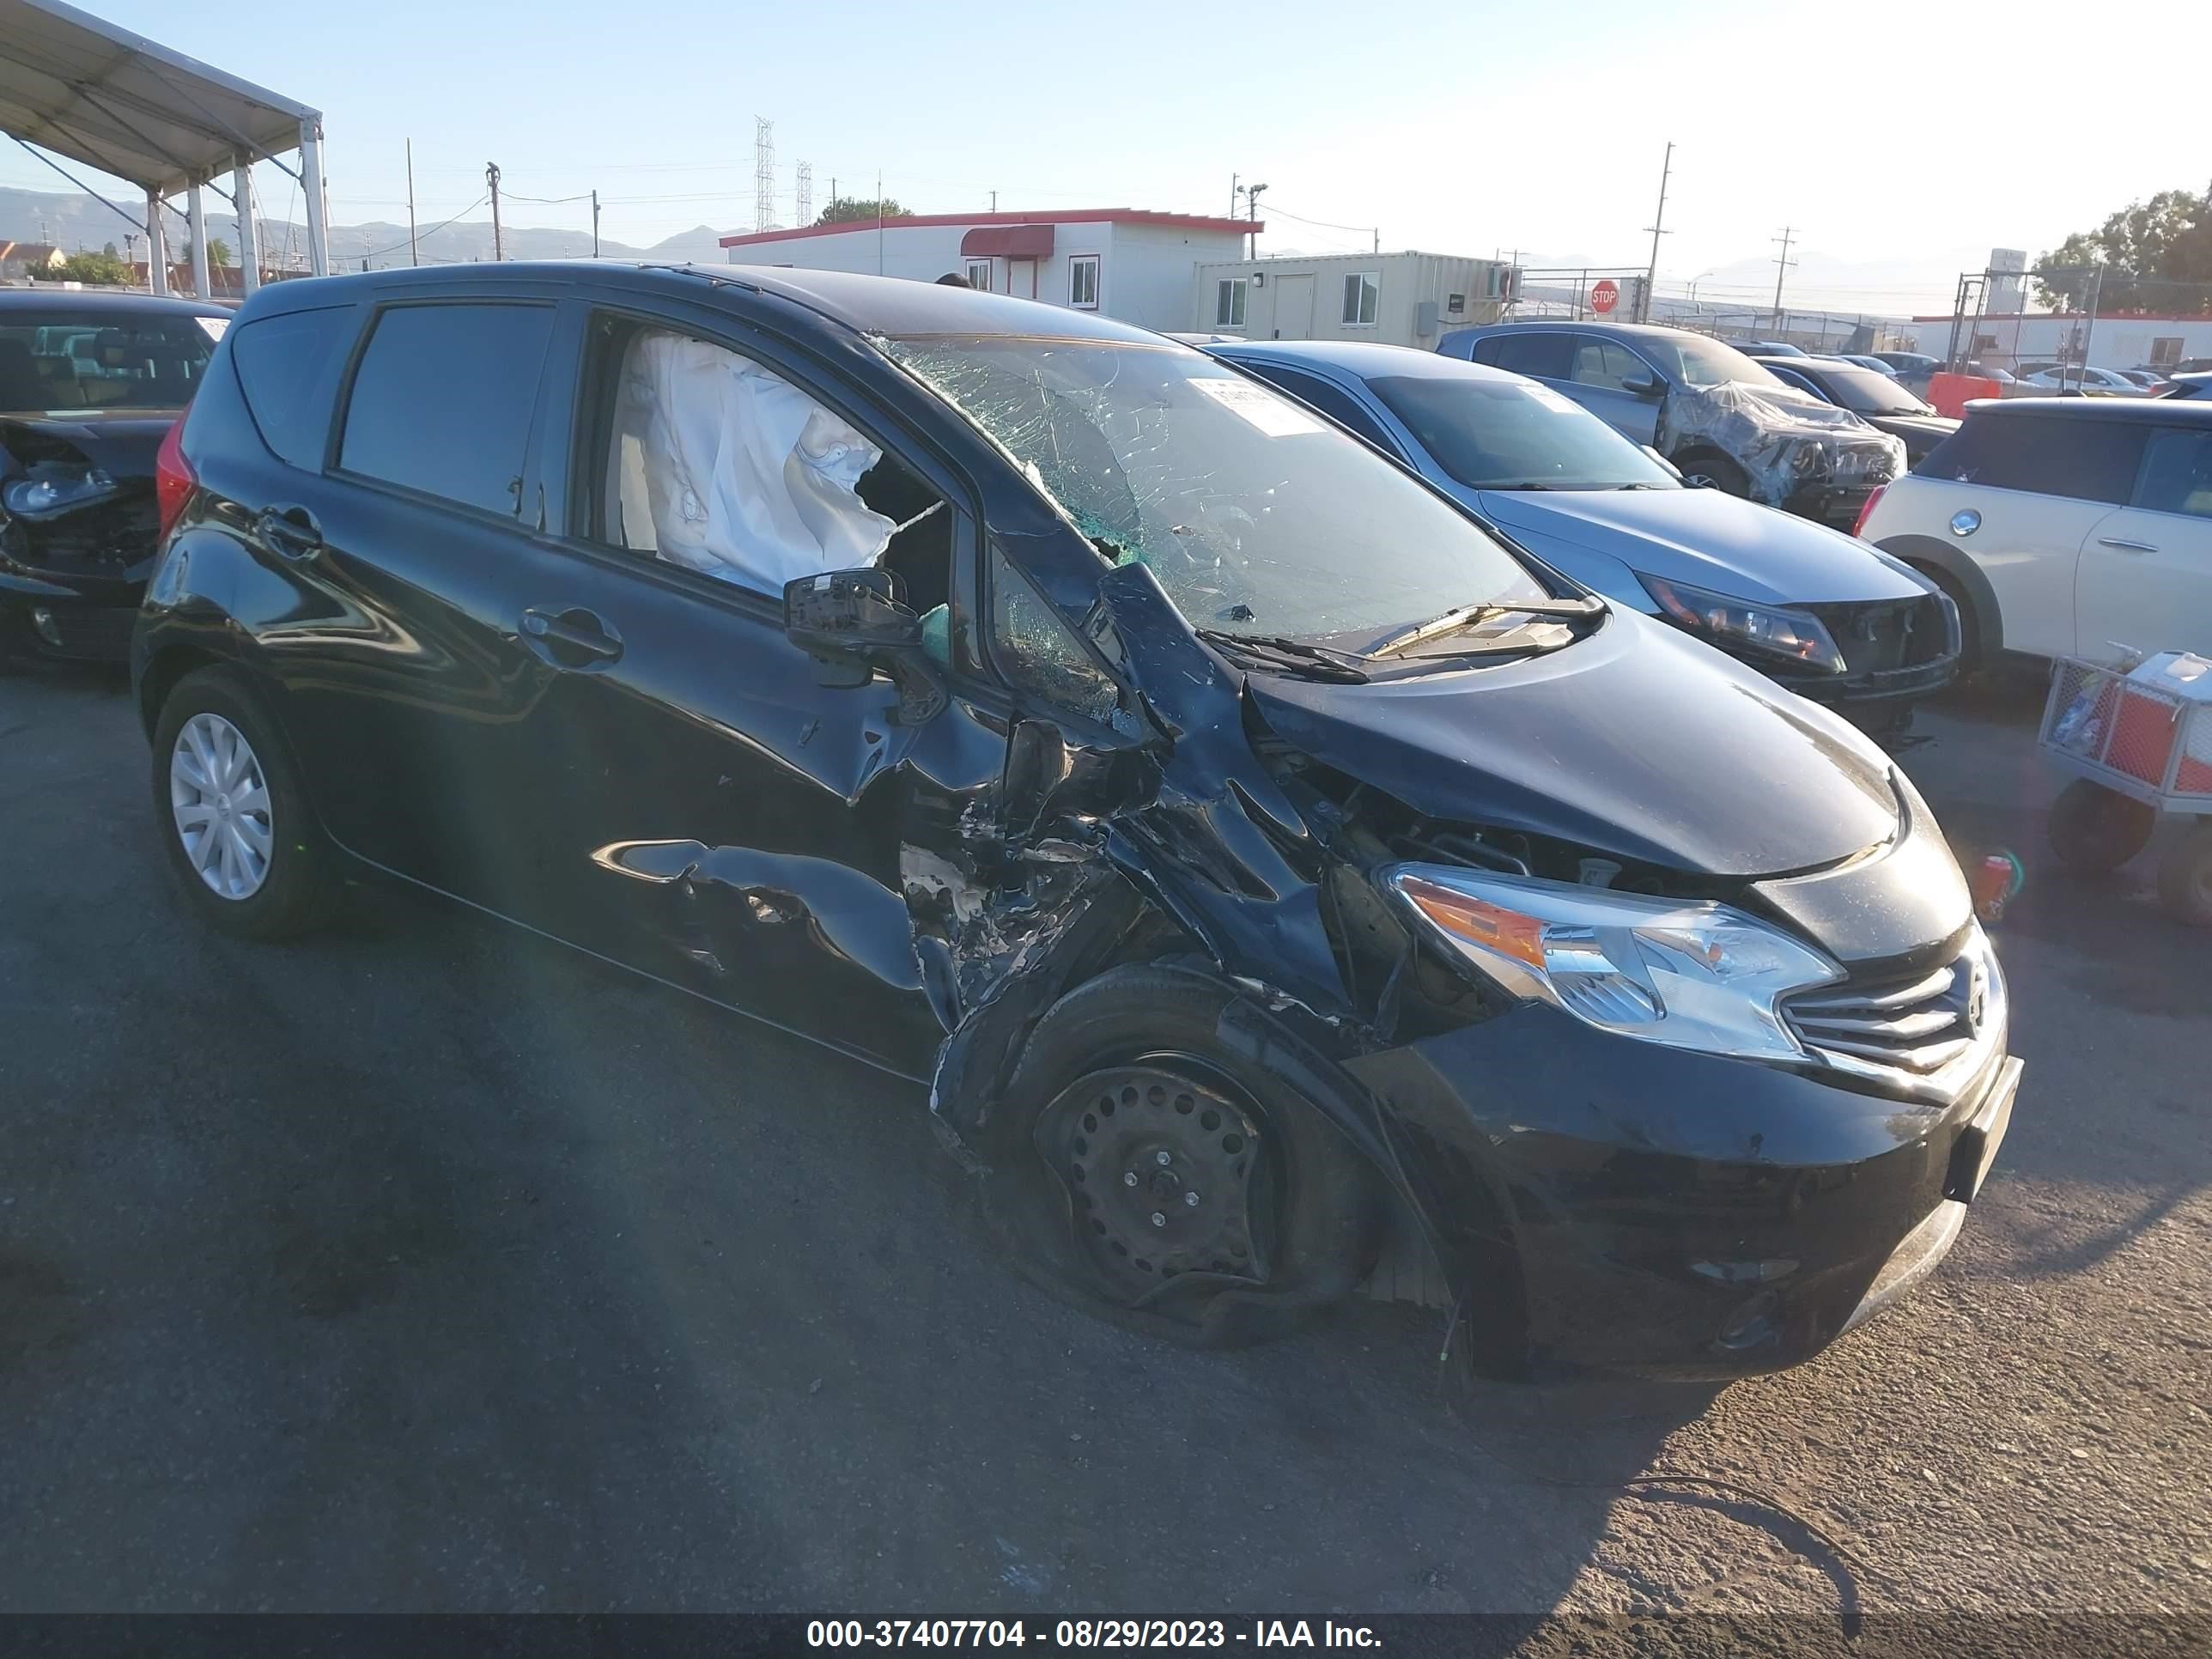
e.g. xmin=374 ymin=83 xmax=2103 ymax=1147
xmin=1523 ymin=383 xmax=1582 ymax=414
xmin=195 ymin=316 xmax=230 ymax=341
xmin=1191 ymin=376 xmax=1324 ymax=437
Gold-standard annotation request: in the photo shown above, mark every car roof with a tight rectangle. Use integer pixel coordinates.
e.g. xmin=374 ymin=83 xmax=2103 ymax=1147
xmin=0 ymin=286 xmax=228 ymax=319
xmin=1206 ymin=337 xmax=1518 ymax=383
xmin=1449 ymin=319 xmax=1714 ymax=341
xmin=1965 ymin=395 xmax=2212 ymax=426
xmin=234 ymin=259 xmax=1166 ymax=346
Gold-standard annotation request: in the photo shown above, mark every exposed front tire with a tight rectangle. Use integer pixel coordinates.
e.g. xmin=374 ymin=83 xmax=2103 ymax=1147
xmin=984 ymin=964 xmax=1384 ymax=1346
xmin=150 ymin=665 xmax=337 ymax=940
xmin=1676 ymin=451 xmax=1750 ymax=497
xmin=2045 ymin=779 xmax=2157 ymax=874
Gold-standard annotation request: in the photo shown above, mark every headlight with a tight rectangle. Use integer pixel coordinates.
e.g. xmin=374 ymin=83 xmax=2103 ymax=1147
xmin=1639 ymin=573 xmax=1846 ymax=672
xmin=1385 ymin=865 xmax=1842 ymax=1062
xmin=2 ymin=462 xmax=118 ymax=520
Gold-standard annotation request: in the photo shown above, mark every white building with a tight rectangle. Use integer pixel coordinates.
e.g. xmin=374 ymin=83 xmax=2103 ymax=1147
xmin=719 ymin=209 xmax=1254 ymax=332
xmin=1192 ymin=251 xmax=1512 ymax=349
xmin=1901 ymin=312 xmax=2212 ymax=373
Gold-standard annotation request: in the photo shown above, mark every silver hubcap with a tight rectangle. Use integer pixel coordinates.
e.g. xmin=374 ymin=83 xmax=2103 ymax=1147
xmin=170 ymin=712 xmax=274 ymax=900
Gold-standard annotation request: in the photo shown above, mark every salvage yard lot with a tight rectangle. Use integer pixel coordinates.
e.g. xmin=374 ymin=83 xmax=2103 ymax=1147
xmin=3 ymin=665 xmax=2208 ymax=1635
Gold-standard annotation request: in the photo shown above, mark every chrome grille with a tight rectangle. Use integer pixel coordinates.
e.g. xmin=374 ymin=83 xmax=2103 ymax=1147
xmin=1784 ymin=933 xmax=2003 ymax=1100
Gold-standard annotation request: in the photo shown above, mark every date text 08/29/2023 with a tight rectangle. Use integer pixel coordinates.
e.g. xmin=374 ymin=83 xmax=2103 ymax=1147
xmin=807 ymin=1620 xmax=1382 ymax=1648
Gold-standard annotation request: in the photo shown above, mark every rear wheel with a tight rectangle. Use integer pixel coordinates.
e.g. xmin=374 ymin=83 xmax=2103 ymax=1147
xmin=2046 ymin=779 xmax=2156 ymax=874
xmin=985 ymin=965 xmax=1382 ymax=1346
xmin=150 ymin=666 xmax=337 ymax=939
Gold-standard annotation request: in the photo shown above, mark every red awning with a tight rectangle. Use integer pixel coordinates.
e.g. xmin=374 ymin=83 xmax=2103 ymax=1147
xmin=961 ymin=224 xmax=1054 ymax=258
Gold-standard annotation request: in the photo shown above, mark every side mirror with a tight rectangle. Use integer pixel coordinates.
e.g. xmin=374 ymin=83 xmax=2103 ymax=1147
xmin=785 ymin=568 xmax=948 ymax=724
xmin=1620 ymin=373 xmax=1661 ymax=398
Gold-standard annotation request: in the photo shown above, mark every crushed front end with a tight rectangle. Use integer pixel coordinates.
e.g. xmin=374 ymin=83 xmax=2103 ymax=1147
xmin=0 ymin=416 xmax=170 ymax=662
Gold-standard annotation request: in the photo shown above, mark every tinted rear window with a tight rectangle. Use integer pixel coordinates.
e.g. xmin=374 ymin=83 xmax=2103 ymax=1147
xmin=229 ymin=306 xmax=352 ymax=468
xmin=1476 ymin=332 xmax=1573 ymax=380
xmin=339 ymin=302 xmax=554 ymax=515
xmin=1913 ymin=413 xmax=2148 ymax=505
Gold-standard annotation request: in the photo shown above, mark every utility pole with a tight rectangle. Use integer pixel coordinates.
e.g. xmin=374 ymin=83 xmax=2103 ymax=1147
xmin=989 ymin=189 xmax=997 ymax=212
xmin=1245 ymin=182 xmax=1267 ymax=261
xmin=754 ymin=118 xmax=775 ymax=233
xmin=486 ymin=162 xmax=503 ymax=261
xmin=591 ymin=189 xmax=600 ymax=258
xmin=795 ymin=161 xmax=812 ymax=228
xmin=1230 ymin=173 xmax=1238 ymax=221
xmin=1639 ymin=140 xmax=1673 ymax=324
xmin=406 ymin=139 xmax=418 ymax=265
xmin=1771 ymin=225 xmax=1798 ymax=328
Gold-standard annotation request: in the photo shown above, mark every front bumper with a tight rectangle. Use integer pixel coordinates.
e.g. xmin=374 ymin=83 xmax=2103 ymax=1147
xmin=1346 ymin=1003 xmax=2019 ymax=1380
xmin=0 ymin=557 xmax=149 ymax=662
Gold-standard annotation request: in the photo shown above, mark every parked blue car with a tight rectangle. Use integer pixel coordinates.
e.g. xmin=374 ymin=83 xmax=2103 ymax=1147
xmin=1202 ymin=340 xmax=1959 ymax=731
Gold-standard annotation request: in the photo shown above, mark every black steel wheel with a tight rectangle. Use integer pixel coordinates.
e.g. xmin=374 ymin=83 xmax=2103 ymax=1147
xmin=1041 ymin=1059 xmax=1276 ymax=1293
xmin=1676 ymin=451 xmax=1750 ymax=497
xmin=985 ymin=964 xmax=1382 ymax=1346
xmin=2046 ymin=779 xmax=2156 ymax=874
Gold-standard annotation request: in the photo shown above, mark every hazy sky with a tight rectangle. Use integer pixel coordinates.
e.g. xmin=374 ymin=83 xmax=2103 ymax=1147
xmin=6 ymin=0 xmax=2205 ymax=313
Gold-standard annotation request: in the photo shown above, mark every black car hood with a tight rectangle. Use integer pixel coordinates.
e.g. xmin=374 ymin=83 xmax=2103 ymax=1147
xmin=0 ymin=411 xmax=176 ymax=478
xmin=1243 ymin=608 xmax=1900 ymax=878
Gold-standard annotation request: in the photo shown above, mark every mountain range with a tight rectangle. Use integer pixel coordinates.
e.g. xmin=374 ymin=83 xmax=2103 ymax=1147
xmin=1 ymin=185 xmax=732 ymax=270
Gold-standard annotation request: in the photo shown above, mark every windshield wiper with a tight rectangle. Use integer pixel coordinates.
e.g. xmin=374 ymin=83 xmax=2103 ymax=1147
xmin=1197 ymin=630 xmax=1370 ymax=683
xmin=1367 ymin=595 xmax=1604 ymax=659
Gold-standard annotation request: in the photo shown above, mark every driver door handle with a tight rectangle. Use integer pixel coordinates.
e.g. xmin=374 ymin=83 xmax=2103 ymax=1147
xmin=520 ymin=605 xmax=623 ymax=667
xmin=2097 ymin=537 xmax=2158 ymax=554
xmin=256 ymin=504 xmax=323 ymax=561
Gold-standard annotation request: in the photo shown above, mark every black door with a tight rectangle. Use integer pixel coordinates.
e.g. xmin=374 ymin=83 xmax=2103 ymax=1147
xmin=483 ymin=297 xmax=1008 ymax=1074
xmin=256 ymin=295 xmax=564 ymax=915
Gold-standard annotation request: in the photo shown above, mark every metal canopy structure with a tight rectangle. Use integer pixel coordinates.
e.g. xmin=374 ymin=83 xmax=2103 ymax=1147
xmin=0 ymin=0 xmax=329 ymax=295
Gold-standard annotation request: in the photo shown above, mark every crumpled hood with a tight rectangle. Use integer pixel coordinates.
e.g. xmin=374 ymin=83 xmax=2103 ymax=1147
xmin=1244 ymin=607 xmax=1900 ymax=878
xmin=1477 ymin=485 xmax=1929 ymax=607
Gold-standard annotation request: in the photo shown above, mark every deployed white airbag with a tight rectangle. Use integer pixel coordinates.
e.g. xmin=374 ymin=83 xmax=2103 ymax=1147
xmin=614 ymin=330 xmax=896 ymax=589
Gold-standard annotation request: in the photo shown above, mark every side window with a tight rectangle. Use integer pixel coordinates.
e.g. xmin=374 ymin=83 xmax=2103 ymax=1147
xmin=1486 ymin=332 xmax=1574 ymax=381
xmin=1068 ymin=255 xmax=1100 ymax=310
xmin=1570 ymin=337 xmax=1647 ymax=392
xmin=1340 ymin=272 xmax=1380 ymax=327
xmin=1215 ymin=279 xmax=1249 ymax=330
xmin=585 ymin=319 xmax=951 ymax=615
xmin=966 ymin=259 xmax=993 ymax=291
xmin=228 ymin=305 xmax=352 ymax=468
xmin=1917 ymin=414 xmax=2148 ymax=504
xmin=988 ymin=542 xmax=1123 ymax=728
xmin=1242 ymin=365 xmax=1404 ymax=458
xmin=338 ymin=302 xmax=553 ymax=515
xmin=2134 ymin=428 xmax=2212 ymax=521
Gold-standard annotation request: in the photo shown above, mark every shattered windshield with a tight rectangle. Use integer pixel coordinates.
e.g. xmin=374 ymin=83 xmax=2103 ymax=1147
xmin=884 ymin=334 xmax=1549 ymax=641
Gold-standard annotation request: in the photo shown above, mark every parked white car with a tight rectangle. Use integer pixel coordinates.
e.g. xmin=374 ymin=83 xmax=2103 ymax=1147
xmin=2011 ymin=365 xmax=2150 ymax=397
xmin=1856 ymin=399 xmax=2212 ymax=666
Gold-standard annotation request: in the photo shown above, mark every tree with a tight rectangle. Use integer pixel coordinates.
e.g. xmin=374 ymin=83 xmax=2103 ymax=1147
xmin=2035 ymin=189 xmax=2212 ymax=314
xmin=177 ymin=237 xmax=234 ymax=270
xmin=101 ymin=240 xmax=118 ymax=259
xmin=815 ymin=196 xmax=908 ymax=226
xmin=52 ymin=249 xmax=131 ymax=286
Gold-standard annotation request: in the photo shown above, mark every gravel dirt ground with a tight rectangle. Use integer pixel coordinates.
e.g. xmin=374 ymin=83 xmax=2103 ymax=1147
xmin=1 ymin=664 xmax=2206 ymax=1649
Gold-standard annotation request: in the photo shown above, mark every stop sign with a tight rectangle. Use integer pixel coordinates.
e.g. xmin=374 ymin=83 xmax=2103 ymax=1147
xmin=1591 ymin=278 xmax=1620 ymax=314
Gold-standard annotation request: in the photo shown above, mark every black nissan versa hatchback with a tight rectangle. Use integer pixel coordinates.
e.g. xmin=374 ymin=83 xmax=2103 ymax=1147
xmin=133 ymin=264 xmax=2021 ymax=1379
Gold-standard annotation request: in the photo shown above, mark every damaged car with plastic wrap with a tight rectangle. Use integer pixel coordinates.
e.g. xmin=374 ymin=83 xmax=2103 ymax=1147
xmin=1441 ymin=321 xmax=1907 ymax=532
xmin=134 ymin=264 xmax=2021 ymax=1381
xmin=1 ymin=288 xmax=228 ymax=662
